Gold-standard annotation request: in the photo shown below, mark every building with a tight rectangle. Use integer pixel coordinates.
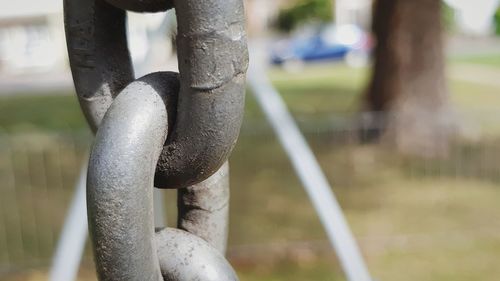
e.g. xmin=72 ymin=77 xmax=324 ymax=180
xmin=0 ymin=1 xmax=173 ymax=76
xmin=335 ymin=0 xmax=372 ymax=29
xmin=0 ymin=0 xmax=65 ymax=73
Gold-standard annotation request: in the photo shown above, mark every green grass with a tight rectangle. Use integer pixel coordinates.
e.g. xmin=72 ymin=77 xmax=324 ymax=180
xmin=0 ymin=93 xmax=86 ymax=133
xmin=6 ymin=137 xmax=500 ymax=281
xmin=451 ymin=53 xmax=500 ymax=68
xmin=231 ymin=133 xmax=500 ymax=281
xmin=3 ymin=62 xmax=500 ymax=280
xmin=1 ymin=63 xmax=499 ymax=132
xmin=237 ymin=260 xmax=343 ymax=281
xmin=269 ymin=64 xmax=368 ymax=115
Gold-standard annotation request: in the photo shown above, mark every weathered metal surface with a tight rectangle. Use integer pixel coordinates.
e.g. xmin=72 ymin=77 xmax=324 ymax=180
xmin=64 ymin=0 xmax=133 ymax=133
xmin=87 ymin=72 xmax=175 ymax=281
xmin=67 ymin=0 xmax=247 ymax=279
xmin=156 ymin=228 xmax=238 ymax=281
xmin=177 ymin=162 xmax=230 ymax=253
xmin=106 ymin=0 xmax=173 ymax=12
xmin=64 ymin=0 xmax=249 ymax=189
xmin=155 ymin=0 xmax=249 ymax=188
xmin=88 ymin=71 xmax=238 ymax=281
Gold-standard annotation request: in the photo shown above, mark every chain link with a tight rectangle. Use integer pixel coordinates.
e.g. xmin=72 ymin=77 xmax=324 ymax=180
xmin=156 ymin=228 xmax=238 ymax=281
xmin=64 ymin=0 xmax=248 ymax=279
xmin=177 ymin=162 xmax=231 ymax=253
xmin=64 ymin=0 xmax=248 ymax=189
xmin=87 ymin=72 xmax=171 ymax=281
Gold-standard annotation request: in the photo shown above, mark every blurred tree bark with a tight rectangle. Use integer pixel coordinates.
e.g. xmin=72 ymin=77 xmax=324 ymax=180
xmin=363 ymin=0 xmax=455 ymax=156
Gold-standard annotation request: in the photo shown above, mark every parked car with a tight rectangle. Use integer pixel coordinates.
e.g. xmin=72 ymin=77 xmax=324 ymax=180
xmin=270 ymin=24 xmax=372 ymax=68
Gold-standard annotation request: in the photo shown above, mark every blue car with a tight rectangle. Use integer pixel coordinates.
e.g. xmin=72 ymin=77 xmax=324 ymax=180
xmin=270 ymin=24 xmax=372 ymax=67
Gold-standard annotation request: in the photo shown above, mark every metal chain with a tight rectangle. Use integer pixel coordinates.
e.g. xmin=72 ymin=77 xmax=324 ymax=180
xmin=64 ymin=0 xmax=248 ymax=189
xmin=177 ymin=161 xmax=231 ymax=253
xmin=64 ymin=0 xmax=248 ymax=280
xmin=87 ymin=72 xmax=237 ymax=280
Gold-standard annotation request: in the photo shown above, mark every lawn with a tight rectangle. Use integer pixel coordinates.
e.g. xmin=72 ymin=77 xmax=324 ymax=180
xmin=451 ymin=52 xmax=500 ymax=69
xmin=1 ymin=61 xmax=500 ymax=281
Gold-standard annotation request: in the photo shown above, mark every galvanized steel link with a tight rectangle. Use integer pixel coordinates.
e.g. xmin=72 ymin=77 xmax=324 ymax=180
xmin=177 ymin=162 xmax=231 ymax=253
xmin=87 ymin=72 xmax=238 ymax=281
xmin=87 ymin=72 xmax=172 ymax=281
xmin=154 ymin=0 xmax=248 ymax=189
xmin=64 ymin=0 xmax=132 ymax=132
xmin=64 ymin=0 xmax=248 ymax=189
xmin=64 ymin=0 xmax=247 ymax=279
xmin=156 ymin=228 xmax=238 ymax=281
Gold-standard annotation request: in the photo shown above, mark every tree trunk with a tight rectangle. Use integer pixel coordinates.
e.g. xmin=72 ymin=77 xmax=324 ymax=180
xmin=363 ymin=0 xmax=455 ymax=157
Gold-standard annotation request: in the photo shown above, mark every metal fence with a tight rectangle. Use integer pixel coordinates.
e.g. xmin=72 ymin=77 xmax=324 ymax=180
xmin=0 ymin=131 xmax=91 ymax=274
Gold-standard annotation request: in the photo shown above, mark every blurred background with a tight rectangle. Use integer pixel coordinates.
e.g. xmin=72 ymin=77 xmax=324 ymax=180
xmin=2 ymin=0 xmax=500 ymax=280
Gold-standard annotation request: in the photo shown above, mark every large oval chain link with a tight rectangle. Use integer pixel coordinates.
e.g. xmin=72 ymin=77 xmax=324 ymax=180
xmin=64 ymin=0 xmax=248 ymax=189
xmin=87 ymin=72 xmax=238 ymax=281
xmin=64 ymin=0 xmax=248 ymax=280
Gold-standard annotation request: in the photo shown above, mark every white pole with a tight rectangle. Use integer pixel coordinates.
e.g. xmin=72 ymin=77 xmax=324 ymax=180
xmin=48 ymin=162 xmax=88 ymax=281
xmin=248 ymin=42 xmax=373 ymax=281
